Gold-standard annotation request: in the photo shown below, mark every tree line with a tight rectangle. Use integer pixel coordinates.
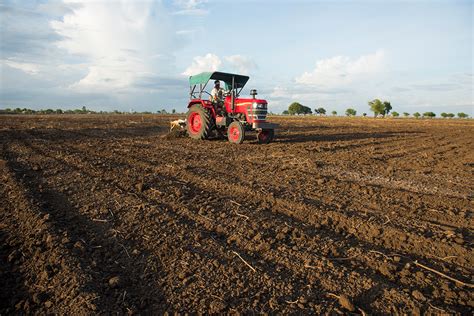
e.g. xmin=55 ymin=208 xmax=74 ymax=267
xmin=282 ymin=100 xmax=469 ymax=118
xmin=0 ymin=106 xmax=179 ymax=115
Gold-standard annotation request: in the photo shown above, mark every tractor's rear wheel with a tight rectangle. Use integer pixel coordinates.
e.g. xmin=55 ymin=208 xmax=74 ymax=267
xmin=227 ymin=121 xmax=245 ymax=144
xmin=256 ymin=129 xmax=274 ymax=144
xmin=186 ymin=104 xmax=212 ymax=140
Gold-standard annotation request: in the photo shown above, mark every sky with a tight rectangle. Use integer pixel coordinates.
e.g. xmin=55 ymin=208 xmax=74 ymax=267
xmin=0 ymin=0 xmax=472 ymax=115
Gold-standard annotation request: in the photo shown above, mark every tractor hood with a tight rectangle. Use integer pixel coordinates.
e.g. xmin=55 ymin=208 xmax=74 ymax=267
xmin=234 ymin=97 xmax=268 ymax=105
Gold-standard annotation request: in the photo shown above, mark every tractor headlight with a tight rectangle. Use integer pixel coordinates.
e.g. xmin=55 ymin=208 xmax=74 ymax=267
xmin=252 ymin=102 xmax=267 ymax=109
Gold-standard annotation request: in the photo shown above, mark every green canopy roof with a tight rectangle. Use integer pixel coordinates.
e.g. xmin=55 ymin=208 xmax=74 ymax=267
xmin=189 ymin=71 xmax=249 ymax=89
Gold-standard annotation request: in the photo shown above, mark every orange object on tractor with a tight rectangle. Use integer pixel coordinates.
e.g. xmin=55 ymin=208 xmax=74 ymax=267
xmin=186 ymin=71 xmax=277 ymax=144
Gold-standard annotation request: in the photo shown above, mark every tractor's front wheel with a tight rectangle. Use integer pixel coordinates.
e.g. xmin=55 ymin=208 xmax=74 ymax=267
xmin=186 ymin=104 xmax=212 ymax=140
xmin=227 ymin=121 xmax=245 ymax=144
xmin=256 ymin=129 xmax=274 ymax=144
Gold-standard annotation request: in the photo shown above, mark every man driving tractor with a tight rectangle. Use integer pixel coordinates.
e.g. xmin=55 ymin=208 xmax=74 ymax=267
xmin=211 ymin=80 xmax=225 ymax=103
xmin=210 ymin=80 xmax=226 ymax=114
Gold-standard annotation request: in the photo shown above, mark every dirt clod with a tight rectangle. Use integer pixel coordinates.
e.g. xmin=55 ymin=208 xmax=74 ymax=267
xmin=338 ymin=294 xmax=355 ymax=311
xmin=108 ymin=276 xmax=121 ymax=288
xmin=412 ymin=290 xmax=426 ymax=302
xmin=135 ymin=182 xmax=144 ymax=193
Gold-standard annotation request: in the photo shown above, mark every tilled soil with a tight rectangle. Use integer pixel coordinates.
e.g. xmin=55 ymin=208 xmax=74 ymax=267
xmin=1 ymin=114 xmax=472 ymax=314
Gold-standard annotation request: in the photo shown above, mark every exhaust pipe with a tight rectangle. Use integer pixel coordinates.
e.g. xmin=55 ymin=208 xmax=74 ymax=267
xmin=250 ymin=89 xmax=257 ymax=99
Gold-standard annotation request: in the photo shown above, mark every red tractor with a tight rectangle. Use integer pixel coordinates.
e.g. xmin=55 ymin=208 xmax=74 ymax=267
xmin=186 ymin=71 xmax=277 ymax=144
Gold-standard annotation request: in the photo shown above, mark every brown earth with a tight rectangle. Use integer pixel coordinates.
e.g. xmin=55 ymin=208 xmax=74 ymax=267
xmin=0 ymin=114 xmax=472 ymax=314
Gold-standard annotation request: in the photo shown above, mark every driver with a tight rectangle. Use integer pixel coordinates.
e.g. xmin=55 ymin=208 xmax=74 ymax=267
xmin=210 ymin=80 xmax=225 ymax=103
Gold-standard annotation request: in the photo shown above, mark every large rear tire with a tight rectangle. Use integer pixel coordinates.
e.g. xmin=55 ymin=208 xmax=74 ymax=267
xmin=186 ymin=104 xmax=212 ymax=140
xmin=227 ymin=121 xmax=245 ymax=144
xmin=256 ymin=129 xmax=274 ymax=144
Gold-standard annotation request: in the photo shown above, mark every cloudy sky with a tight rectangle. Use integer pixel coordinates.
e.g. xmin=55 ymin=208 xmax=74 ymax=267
xmin=0 ymin=0 xmax=472 ymax=114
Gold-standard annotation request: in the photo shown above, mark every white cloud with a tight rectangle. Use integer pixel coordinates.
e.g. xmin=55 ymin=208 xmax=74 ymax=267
xmin=182 ymin=53 xmax=257 ymax=76
xmin=2 ymin=59 xmax=40 ymax=75
xmin=264 ymin=51 xmax=388 ymax=113
xmin=182 ymin=53 xmax=222 ymax=76
xmin=176 ymin=29 xmax=196 ymax=35
xmin=172 ymin=0 xmax=208 ymax=15
xmin=296 ymin=50 xmax=385 ymax=87
xmin=225 ymin=55 xmax=256 ymax=74
xmin=50 ymin=0 xmax=179 ymax=92
xmin=269 ymin=86 xmax=290 ymax=99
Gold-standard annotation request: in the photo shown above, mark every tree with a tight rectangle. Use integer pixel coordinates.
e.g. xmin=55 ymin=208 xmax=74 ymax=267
xmin=282 ymin=110 xmax=289 ymax=115
xmin=172 ymin=109 xmax=176 ymax=114
xmin=362 ymin=113 xmax=367 ymax=117
xmin=315 ymin=107 xmax=326 ymax=116
xmin=392 ymin=111 xmax=399 ymax=117
xmin=383 ymin=101 xmax=392 ymax=116
xmin=345 ymin=108 xmax=357 ymax=116
xmin=288 ymin=102 xmax=301 ymax=115
xmin=331 ymin=110 xmax=337 ymax=116
xmin=302 ymin=106 xmax=312 ymax=115
xmin=369 ymin=99 xmax=385 ymax=117
xmin=447 ymin=113 xmax=455 ymax=118
xmin=413 ymin=112 xmax=421 ymax=118
xmin=288 ymin=103 xmax=300 ymax=115
xmin=457 ymin=112 xmax=469 ymax=118
xmin=288 ymin=102 xmax=312 ymax=115
xmin=440 ymin=112 xmax=448 ymax=118
xmin=369 ymin=99 xmax=392 ymax=117
xmin=403 ymin=112 xmax=410 ymax=117
xmin=423 ymin=112 xmax=436 ymax=118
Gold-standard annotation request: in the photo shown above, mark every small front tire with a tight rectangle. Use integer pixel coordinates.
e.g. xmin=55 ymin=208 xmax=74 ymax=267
xmin=227 ymin=121 xmax=245 ymax=144
xmin=256 ymin=129 xmax=274 ymax=144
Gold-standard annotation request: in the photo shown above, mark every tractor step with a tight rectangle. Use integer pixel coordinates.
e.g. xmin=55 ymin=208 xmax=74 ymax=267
xmin=216 ymin=116 xmax=232 ymax=127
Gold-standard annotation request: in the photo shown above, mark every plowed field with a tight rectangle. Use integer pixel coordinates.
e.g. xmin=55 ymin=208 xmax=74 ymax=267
xmin=1 ymin=114 xmax=472 ymax=314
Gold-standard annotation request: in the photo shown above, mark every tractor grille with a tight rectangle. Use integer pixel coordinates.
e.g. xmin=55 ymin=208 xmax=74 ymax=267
xmin=251 ymin=109 xmax=267 ymax=121
xmin=251 ymin=103 xmax=267 ymax=121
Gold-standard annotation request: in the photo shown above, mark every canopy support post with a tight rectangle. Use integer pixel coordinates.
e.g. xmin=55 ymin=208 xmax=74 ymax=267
xmin=231 ymin=76 xmax=235 ymax=113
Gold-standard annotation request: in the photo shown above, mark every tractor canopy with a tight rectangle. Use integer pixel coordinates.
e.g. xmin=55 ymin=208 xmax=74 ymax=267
xmin=189 ymin=71 xmax=249 ymax=90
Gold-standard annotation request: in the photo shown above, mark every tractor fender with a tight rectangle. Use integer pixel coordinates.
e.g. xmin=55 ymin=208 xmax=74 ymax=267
xmin=188 ymin=99 xmax=216 ymax=118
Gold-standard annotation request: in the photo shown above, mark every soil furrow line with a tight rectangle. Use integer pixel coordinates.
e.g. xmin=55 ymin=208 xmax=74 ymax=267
xmin=13 ymin=136 xmax=339 ymax=313
xmin=39 ymin=139 xmax=470 ymax=312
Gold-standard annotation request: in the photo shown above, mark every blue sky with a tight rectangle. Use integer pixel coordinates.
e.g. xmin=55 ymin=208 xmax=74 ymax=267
xmin=0 ymin=0 xmax=472 ymax=115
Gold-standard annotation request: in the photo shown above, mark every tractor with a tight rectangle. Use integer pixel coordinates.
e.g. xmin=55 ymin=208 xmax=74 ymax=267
xmin=185 ymin=71 xmax=277 ymax=144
